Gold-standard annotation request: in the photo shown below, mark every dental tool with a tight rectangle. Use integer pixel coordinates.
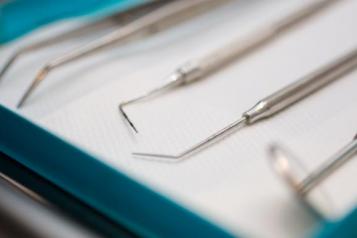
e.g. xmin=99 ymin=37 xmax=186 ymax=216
xmin=119 ymin=0 xmax=337 ymax=133
xmin=0 ymin=0 xmax=168 ymax=84
xmin=0 ymin=0 xmax=146 ymax=43
xmin=16 ymin=0 xmax=226 ymax=108
xmin=268 ymin=133 xmax=357 ymax=218
xmin=132 ymin=47 xmax=357 ymax=160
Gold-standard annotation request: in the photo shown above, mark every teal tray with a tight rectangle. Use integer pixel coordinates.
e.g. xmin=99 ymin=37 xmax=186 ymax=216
xmin=0 ymin=105 xmax=355 ymax=237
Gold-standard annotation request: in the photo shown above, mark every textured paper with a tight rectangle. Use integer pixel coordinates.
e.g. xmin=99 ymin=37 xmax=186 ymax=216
xmin=1 ymin=1 xmax=357 ymax=237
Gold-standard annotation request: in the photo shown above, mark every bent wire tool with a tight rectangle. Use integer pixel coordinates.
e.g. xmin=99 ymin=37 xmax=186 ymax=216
xmin=132 ymin=46 xmax=357 ymax=160
xmin=14 ymin=0 xmax=227 ymax=108
xmin=0 ymin=0 xmax=168 ymax=84
xmin=268 ymin=133 xmax=357 ymax=218
xmin=119 ymin=0 xmax=338 ymax=133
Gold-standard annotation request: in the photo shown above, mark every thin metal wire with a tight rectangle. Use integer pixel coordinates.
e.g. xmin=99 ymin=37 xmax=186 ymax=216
xmin=298 ymin=136 xmax=357 ymax=195
xmin=0 ymin=173 xmax=47 ymax=205
xmin=132 ymin=117 xmax=248 ymax=160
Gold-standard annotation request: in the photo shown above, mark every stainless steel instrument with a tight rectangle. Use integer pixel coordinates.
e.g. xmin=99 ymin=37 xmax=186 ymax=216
xmin=16 ymin=0 xmax=226 ymax=108
xmin=119 ymin=0 xmax=338 ymax=133
xmin=268 ymin=133 xmax=357 ymax=218
xmin=132 ymin=47 xmax=357 ymax=160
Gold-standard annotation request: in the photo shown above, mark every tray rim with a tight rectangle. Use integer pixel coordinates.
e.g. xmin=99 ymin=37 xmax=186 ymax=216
xmin=0 ymin=105 xmax=235 ymax=237
xmin=1 ymin=105 xmax=356 ymax=238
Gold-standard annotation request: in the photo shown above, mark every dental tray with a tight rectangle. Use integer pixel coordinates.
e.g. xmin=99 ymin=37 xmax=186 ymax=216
xmin=1 ymin=1 xmax=357 ymax=237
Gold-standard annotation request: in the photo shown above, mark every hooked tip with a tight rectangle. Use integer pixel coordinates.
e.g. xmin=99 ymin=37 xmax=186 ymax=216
xmin=119 ymin=103 xmax=138 ymax=133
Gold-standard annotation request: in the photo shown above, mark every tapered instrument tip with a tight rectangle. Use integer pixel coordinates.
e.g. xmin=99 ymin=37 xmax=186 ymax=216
xmin=0 ymin=53 xmax=19 ymax=84
xmin=16 ymin=66 xmax=51 ymax=109
xmin=132 ymin=152 xmax=179 ymax=160
xmin=119 ymin=103 xmax=139 ymax=133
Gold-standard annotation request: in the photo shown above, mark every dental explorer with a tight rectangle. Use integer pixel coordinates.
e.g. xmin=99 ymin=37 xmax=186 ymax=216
xmin=268 ymin=133 xmax=357 ymax=218
xmin=133 ymin=47 xmax=357 ymax=160
xmin=119 ymin=0 xmax=338 ymax=133
xmin=0 ymin=0 xmax=167 ymax=84
xmin=16 ymin=0 xmax=227 ymax=108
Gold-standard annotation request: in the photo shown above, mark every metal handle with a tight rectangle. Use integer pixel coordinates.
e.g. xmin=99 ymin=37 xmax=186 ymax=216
xmin=49 ymin=0 xmax=223 ymax=69
xmin=244 ymin=48 xmax=357 ymax=123
xmin=182 ymin=0 xmax=337 ymax=83
xmin=191 ymin=26 xmax=277 ymax=81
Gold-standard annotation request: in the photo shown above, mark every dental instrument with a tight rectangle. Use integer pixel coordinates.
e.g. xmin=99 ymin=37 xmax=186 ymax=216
xmin=0 ymin=0 xmax=168 ymax=84
xmin=0 ymin=0 xmax=147 ymax=43
xmin=119 ymin=0 xmax=338 ymax=133
xmin=132 ymin=47 xmax=357 ymax=160
xmin=268 ymin=133 xmax=357 ymax=218
xmin=16 ymin=0 xmax=226 ymax=108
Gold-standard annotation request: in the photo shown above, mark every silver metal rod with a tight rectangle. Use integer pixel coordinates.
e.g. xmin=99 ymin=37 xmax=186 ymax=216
xmin=0 ymin=177 xmax=100 ymax=238
xmin=133 ymin=47 xmax=357 ymax=160
xmin=16 ymin=0 xmax=226 ymax=108
xmin=119 ymin=0 xmax=338 ymax=133
xmin=0 ymin=0 xmax=166 ymax=84
xmin=268 ymin=133 xmax=357 ymax=219
xmin=0 ymin=173 xmax=46 ymax=205
xmin=299 ymin=135 xmax=357 ymax=195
